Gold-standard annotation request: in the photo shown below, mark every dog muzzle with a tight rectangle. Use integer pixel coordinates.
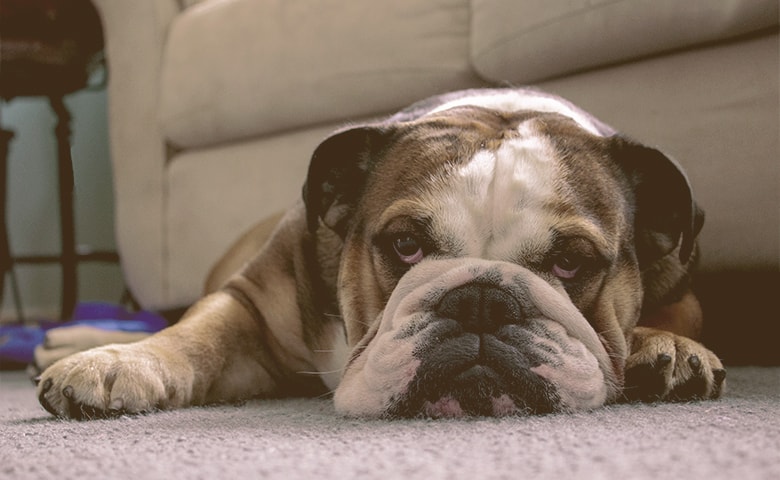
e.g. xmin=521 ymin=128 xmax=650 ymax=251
xmin=334 ymin=258 xmax=617 ymax=418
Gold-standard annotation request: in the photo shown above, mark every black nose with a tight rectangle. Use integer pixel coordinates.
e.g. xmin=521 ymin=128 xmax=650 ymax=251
xmin=435 ymin=283 xmax=523 ymax=333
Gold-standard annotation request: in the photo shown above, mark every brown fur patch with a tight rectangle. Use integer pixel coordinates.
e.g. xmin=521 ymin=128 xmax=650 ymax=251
xmin=638 ymin=290 xmax=703 ymax=340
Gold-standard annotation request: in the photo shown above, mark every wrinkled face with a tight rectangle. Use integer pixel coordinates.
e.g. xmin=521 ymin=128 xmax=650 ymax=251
xmin=331 ymin=107 xmax=642 ymax=418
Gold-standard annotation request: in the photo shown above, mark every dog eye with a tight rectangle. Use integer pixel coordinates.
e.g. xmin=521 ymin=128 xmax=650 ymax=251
xmin=551 ymin=254 xmax=582 ymax=279
xmin=393 ymin=235 xmax=424 ymax=264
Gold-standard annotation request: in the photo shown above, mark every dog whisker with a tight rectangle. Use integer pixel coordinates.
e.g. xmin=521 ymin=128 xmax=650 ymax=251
xmin=314 ymin=389 xmax=337 ymax=399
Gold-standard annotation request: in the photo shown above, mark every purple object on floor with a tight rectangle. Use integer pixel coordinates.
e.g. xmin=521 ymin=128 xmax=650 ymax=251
xmin=0 ymin=302 xmax=168 ymax=366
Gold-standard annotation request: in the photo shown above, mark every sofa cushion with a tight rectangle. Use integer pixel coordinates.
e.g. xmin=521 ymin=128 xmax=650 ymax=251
xmin=472 ymin=0 xmax=778 ymax=83
xmin=160 ymin=0 xmax=478 ymax=149
xmin=536 ymin=33 xmax=778 ymax=273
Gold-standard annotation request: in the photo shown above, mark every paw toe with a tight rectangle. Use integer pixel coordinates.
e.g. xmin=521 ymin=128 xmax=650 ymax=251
xmin=667 ymin=370 xmax=707 ymax=402
xmin=623 ymin=353 xmax=674 ymax=402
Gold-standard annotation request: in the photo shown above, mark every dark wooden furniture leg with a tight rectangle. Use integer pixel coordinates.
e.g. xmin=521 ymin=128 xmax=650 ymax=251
xmin=0 ymin=129 xmax=9 ymax=304
xmin=49 ymin=96 xmax=77 ymax=320
xmin=1 ymin=126 xmax=25 ymax=321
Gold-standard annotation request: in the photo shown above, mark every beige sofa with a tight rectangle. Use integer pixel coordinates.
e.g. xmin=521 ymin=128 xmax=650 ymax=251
xmin=93 ymin=0 xmax=778 ymax=314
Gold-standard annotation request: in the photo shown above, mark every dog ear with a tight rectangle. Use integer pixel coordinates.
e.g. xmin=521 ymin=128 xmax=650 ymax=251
xmin=302 ymin=126 xmax=388 ymax=236
xmin=612 ymin=138 xmax=704 ymax=268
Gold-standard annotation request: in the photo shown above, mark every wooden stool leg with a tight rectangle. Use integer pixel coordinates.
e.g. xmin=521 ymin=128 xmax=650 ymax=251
xmin=49 ymin=96 xmax=77 ymax=320
xmin=1 ymin=126 xmax=25 ymax=322
xmin=0 ymin=129 xmax=10 ymax=306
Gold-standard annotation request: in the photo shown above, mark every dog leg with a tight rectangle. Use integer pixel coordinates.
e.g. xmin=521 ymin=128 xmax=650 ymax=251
xmin=36 ymin=206 xmax=329 ymax=419
xmin=35 ymin=291 xmax=285 ymax=419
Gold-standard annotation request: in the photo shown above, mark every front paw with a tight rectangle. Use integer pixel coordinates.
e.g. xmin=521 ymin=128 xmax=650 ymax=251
xmin=623 ymin=326 xmax=726 ymax=403
xmin=36 ymin=343 xmax=192 ymax=419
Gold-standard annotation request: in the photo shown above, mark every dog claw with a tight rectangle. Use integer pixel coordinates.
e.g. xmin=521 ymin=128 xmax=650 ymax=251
xmin=714 ymin=369 xmax=726 ymax=386
xmin=38 ymin=378 xmax=59 ymax=417
xmin=656 ymin=353 xmax=672 ymax=368
xmin=688 ymin=355 xmax=701 ymax=371
xmin=710 ymin=368 xmax=727 ymax=399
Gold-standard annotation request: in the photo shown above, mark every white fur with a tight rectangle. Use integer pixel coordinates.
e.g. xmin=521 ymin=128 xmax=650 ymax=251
xmin=429 ymin=120 xmax=559 ymax=263
xmin=333 ymin=319 xmax=422 ymax=416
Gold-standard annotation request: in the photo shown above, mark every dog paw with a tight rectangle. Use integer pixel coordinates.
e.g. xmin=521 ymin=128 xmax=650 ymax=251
xmin=623 ymin=326 xmax=725 ymax=403
xmin=36 ymin=343 xmax=192 ymax=419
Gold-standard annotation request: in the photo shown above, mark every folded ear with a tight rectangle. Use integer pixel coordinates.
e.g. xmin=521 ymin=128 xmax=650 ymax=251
xmin=612 ymin=138 xmax=704 ymax=267
xmin=302 ymin=126 xmax=388 ymax=236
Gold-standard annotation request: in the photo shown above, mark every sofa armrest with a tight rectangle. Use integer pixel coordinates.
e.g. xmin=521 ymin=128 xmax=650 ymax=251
xmin=92 ymin=0 xmax=180 ymax=309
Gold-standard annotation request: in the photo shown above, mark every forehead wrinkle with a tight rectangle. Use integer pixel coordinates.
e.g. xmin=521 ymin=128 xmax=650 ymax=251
xmin=422 ymin=119 xmax=561 ymax=261
xmin=377 ymin=198 xmax=430 ymax=229
xmin=428 ymin=91 xmax=608 ymax=137
xmin=554 ymin=216 xmax=616 ymax=260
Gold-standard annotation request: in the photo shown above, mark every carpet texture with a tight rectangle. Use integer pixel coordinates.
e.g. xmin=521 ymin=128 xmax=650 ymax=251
xmin=1 ymin=367 xmax=778 ymax=479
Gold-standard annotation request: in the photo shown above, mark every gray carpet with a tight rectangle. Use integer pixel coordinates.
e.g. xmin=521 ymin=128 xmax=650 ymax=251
xmin=1 ymin=367 xmax=778 ymax=480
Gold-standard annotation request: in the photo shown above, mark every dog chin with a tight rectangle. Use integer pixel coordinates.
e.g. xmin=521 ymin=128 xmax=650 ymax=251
xmin=333 ymin=258 xmax=616 ymax=418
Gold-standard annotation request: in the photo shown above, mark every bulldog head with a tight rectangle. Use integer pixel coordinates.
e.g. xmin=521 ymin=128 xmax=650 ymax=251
xmin=303 ymin=90 xmax=701 ymax=418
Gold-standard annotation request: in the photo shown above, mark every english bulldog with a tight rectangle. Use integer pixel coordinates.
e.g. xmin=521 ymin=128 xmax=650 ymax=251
xmin=37 ymin=88 xmax=725 ymax=419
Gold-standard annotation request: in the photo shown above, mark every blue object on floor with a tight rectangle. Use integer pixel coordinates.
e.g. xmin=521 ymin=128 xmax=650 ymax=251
xmin=0 ymin=302 xmax=168 ymax=366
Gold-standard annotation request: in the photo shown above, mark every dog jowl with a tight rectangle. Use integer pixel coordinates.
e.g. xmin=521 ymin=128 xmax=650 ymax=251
xmin=37 ymin=88 xmax=725 ymax=419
